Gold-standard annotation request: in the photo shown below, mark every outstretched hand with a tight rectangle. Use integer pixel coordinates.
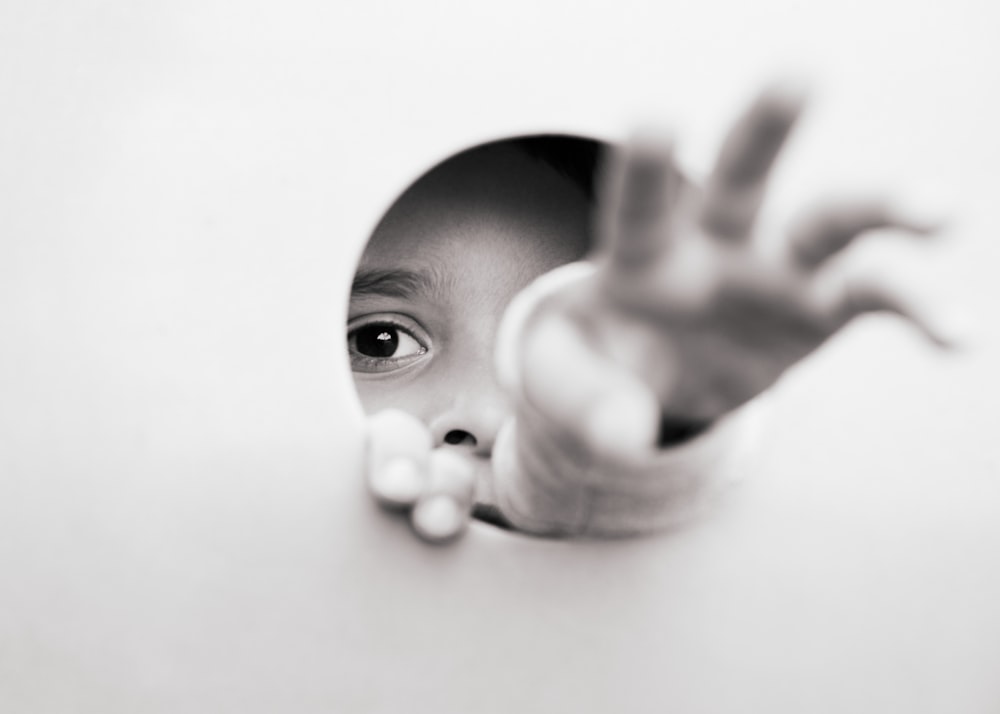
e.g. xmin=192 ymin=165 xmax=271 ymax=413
xmin=364 ymin=83 xmax=951 ymax=541
xmin=516 ymin=83 xmax=948 ymax=470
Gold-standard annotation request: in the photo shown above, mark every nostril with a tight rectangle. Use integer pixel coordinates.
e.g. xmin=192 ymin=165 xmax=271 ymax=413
xmin=443 ymin=429 xmax=477 ymax=447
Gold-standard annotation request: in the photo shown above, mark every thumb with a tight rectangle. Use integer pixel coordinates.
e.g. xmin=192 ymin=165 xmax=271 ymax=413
xmin=520 ymin=308 xmax=662 ymax=466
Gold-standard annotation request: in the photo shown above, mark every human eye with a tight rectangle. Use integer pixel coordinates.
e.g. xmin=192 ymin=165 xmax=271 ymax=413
xmin=346 ymin=315 xmax=429 ymax=374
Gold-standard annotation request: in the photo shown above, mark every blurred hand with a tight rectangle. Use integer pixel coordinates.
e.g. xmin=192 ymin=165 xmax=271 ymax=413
xmin=365 ymin=83 xmax=951 ymax=541
xmin=364 ymin=409 xmax=476 ymax=544
xmin=515 ymin=83 xmax=949 ymax=472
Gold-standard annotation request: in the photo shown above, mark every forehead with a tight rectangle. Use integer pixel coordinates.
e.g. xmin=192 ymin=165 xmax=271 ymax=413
xmin=358 ymin=145 xmax=592 ymax=280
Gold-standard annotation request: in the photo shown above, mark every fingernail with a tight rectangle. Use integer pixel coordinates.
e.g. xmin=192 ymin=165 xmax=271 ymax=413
xmin=370 ymin=457 xmax=424 ymax=507
xmin=412 ymin=495 xmax=466 ymax=542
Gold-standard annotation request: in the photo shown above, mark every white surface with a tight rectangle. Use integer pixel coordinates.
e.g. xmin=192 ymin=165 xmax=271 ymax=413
xmin=1 ymin=2 xmax=998 ymax=712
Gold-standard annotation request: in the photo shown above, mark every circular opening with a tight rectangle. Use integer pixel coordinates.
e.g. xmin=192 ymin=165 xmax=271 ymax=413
xmin=346 ymin=134 xmax=608 ymax=527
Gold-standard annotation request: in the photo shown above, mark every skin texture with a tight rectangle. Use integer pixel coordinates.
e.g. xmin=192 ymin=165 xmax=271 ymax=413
xmin=353 ymin=84 xmax=948 ymax=541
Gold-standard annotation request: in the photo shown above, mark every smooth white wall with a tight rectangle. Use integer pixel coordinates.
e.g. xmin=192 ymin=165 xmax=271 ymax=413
xmin=1 ymin=2 xmax=998 ymax=712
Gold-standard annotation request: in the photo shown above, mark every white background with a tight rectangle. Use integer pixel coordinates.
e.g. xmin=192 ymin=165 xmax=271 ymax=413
xmin=2 ymin=1 xmax=999 ymax=711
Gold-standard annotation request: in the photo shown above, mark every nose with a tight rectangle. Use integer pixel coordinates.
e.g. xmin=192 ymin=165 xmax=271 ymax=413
xmin=429 ymin=380 xmax=510 ymax=458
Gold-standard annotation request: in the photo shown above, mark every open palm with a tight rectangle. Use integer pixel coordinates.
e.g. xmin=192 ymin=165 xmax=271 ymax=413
xmin=518 ymin=84 xmax=945 ymax=461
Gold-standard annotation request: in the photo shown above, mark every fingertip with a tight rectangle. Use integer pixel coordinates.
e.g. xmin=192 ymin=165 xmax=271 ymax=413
xmin=412 ymin=495 xmax=468 ymax=543
xmin=624 ymin=125 xmax=676 ymax=156
xmin=703 ymin=80 xmax=810 ymax=238
xmin=427 ymin=449 xmax=477 ymax=500
xmin=409 ymin=450 xmax=476 ymax=542
xmin=367 ymin=409 xmax=431 ymax=449
xmin=759 ymin=77 xmax=811 ymax=117
xmin=836 ymin=274 xmax=975 ymax=352
xmin=369 ymin=456 xmax=424 ymax=509
xmin=601 ymin=126 xmax=681 ymax=268
xmin=366 ymin=409 xmax=433 ymax=509
xmin=366 ymin=408 xmax=432 ymax=468
xmin=915 ymin=306 xmax=978 ymax=351
xmin=582 ymin=387 xmax=660 ymax=464
xmin=887 ymin=197 xmax=952 ymax=235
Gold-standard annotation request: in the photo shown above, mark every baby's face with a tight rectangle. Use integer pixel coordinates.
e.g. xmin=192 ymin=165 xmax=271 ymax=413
xmin=348 ymin=145 xmax=590 ymax=485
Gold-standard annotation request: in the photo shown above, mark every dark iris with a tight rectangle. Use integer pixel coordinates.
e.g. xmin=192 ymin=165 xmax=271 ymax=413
xmin=354 ymin=325 xmax=399 ymax=357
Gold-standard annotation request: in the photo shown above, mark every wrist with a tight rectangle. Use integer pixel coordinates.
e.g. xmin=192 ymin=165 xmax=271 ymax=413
xmin=493 ymin=399 xmax=766 ymax=538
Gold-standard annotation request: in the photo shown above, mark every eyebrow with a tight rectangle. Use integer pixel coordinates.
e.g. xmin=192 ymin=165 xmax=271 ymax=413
xmin=350 ymin=267 xmax=439 ymax=300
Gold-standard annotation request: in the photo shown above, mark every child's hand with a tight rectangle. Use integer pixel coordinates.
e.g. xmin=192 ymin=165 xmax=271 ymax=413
xmin=497 ymin=84 xmax=949 ymax=533
xmin=364 ymin=409 xmax=476 ymax=543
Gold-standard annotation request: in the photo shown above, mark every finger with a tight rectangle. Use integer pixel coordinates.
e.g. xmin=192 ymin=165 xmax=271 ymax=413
xmin=520 ymin=309 xmax=664 ymax=464
xmin=598 ymin=129 xmax=683 ymax=271
xmin=701 ymin=82 xmax=807 ymax=240
xmin=789 ymin=198 xmax=943 ymax=269
xmin=817 ymin=272 xmax=958 ymax=348
xmin=411 ymin=450 xmax=476 ymax=543
xmin=366 ymin=409 xmax=432 ymax=510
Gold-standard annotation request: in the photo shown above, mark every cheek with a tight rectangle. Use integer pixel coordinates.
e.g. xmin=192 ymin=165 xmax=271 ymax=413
xmin=354 ymin=378 xmax=437 ymax=424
